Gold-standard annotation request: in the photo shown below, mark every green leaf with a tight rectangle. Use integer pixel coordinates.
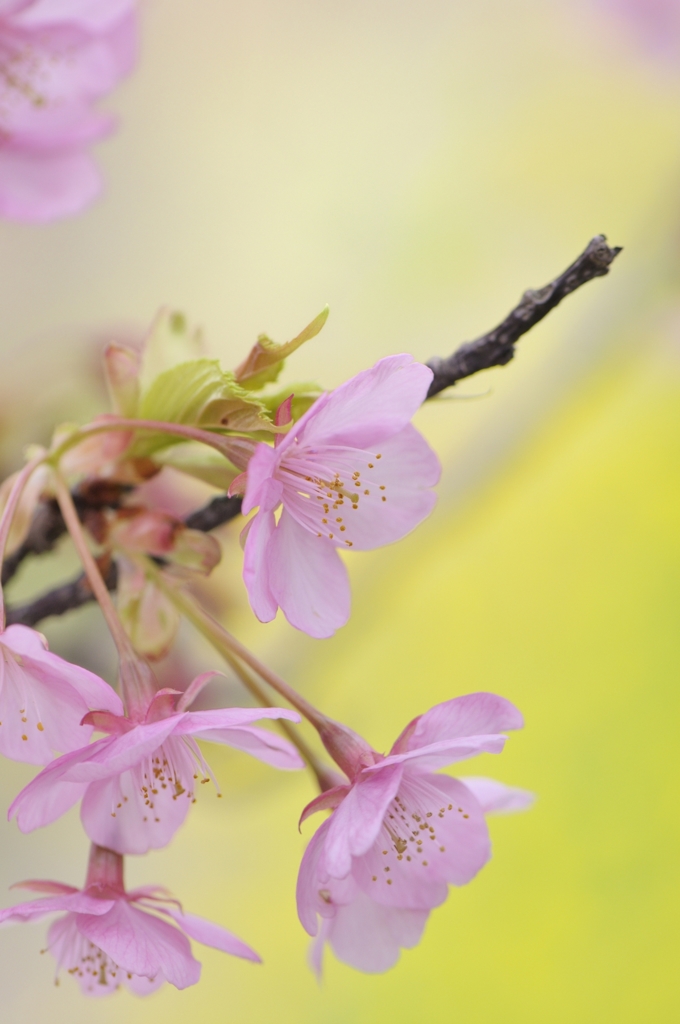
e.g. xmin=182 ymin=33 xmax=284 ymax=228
xmin=234 ymin=306 xmax=329 ymax=390
xmin=132 ymin=359 xmax=274 ymax=456
xmin=138 ymin=308 xmax=204 ymax=396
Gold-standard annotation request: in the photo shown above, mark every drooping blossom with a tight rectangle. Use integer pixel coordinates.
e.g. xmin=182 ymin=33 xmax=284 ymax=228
xmin=296 ymin=693 xmax=533 ymax=973
xmin=241 ymin=355 xmax=440 ymax=638
xmin=10 ymin=675 xmax=304 ymax=854
xmin=0 ymin=0 xmax=138 ymax=222
xmin=0 ymin=623 xmax=123 ymax=765
xmin=0 ymin=844 xmax=260 ymax=995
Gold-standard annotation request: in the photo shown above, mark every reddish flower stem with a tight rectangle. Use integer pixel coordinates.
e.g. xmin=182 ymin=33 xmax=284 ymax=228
xmin=53 ymin=472 xmax=155 ymax=718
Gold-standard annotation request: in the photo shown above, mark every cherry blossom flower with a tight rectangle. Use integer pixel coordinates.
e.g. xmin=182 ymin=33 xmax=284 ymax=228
xmin=9 ymin=676 xmax=304 ymax=854
xmin=241 ymin=355 xmax=440 ymax=638
xmin=0 ymin=623 xmax=123 ymax=765
xmin=296 ymin=693 xmax=533 ymax=973
xmin=0 ymin=0 xmax=138 ymax=222
xmin=0 ymin=844 xmax=260 ymax=995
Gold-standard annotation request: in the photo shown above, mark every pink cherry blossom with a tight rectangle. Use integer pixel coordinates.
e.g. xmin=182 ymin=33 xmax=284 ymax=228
xmin=241 ymin=355 xmax=440 ymax=638
xmin=0 ymin=0 xmax=137 ymax=222
xmin=0 ymin=623 xmax=123 ymax=764
xmin=0 ymin=844 xmax=260 ymax=995
xmin=296 ymin=693 xmax=533 ymax=973
xmin=9 ymin=676 xmax=305 ymax=854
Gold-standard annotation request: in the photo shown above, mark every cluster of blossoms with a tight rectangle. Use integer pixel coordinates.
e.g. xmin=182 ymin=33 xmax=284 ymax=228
xmin=0 ymin=304 xmax=533 ymax=995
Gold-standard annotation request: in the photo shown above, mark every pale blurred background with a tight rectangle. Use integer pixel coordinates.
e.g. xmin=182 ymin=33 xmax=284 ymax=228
xmin=1 ymin=0 xmax=680 ymax=1021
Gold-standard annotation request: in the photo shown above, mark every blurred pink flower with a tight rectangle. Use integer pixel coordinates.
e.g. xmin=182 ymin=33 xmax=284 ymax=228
xmin=296 ymin=693 xmax=533 ymax=973
xmin=0 ymin=0 xmax=138 ymax=222
xmin=0 ymin=623 xmax=123 ymax=765
xmin=241 ymin=355 xmax=440 ymax=638
xmin=10 ymin=676 xmax=304 ymax=854
xmin=596 ymin=0 xmax=680 ymax=56
xmin=0 ymin=845 xmax=260 ymax=995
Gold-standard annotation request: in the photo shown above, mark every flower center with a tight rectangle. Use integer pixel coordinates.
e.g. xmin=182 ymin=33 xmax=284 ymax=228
xmin=106 ymin=737 xmax=219 ymax=826
xmin=278 ymin=446 xmax=387 ymax=547
xmin=370 ymin=776 xmax=469 ymax=883
xmin=0 ymin=35 xmax=47 ymax=137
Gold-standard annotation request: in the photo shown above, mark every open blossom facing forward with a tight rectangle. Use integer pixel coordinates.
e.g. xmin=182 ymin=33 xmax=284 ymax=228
xmin=297 ymin=693 xmax=533 ymax=973
xmin=0 ymin=845 xmax=260 ymax=995
xmin=242 ymin=355 xmax=440 ymax=638
xmin=0 ymin=624 xmax=123 ymax=764
xmin=0 ymin=0 xmax=137 ymax=221
xmin=10 ymin=677 xmax=304 ymax=854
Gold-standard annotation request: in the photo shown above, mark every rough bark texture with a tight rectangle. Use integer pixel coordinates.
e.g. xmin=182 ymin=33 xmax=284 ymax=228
xmin=3 ymin=236 xmax=620 ymax=627
xmin=425 ymin=234 xmax=621 ymax=397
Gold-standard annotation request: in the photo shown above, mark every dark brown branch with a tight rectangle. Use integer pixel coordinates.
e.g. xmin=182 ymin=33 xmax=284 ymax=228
xmin=5 ymin=498 xmax=243 ymax=627
xmin=4 ymin=236 xmax=620 ymax=627
xmin=184 ymin=494 xmax=242 ymax=531
xmin=1 ymin=480 xmax=133 ymax=587
xmin=425 ymin=234 xmax=622 ymax=398
xmin=1 ymin=500 xmax=66 ymax=586
xmin=7 ymin=561 xmax=118 ymax=627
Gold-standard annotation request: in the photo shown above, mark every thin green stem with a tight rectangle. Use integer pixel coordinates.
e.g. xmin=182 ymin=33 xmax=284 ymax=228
xmin=212 ymin=643 xmax=333 ymax=791
xmin=154 ymin=574 xmax=328 ymax=730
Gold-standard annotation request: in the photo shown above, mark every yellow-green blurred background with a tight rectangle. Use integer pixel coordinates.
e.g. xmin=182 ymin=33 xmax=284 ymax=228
xmin=1 ymin=0 xmax=680 ymax=1020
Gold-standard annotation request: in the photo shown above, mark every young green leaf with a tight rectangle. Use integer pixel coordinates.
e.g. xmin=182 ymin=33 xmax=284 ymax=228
xmin=234 ymin=305 xmax=329 ymax=390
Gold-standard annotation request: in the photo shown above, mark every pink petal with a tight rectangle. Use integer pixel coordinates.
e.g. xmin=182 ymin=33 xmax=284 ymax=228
xmin=352 ymin=773 xmax=490 ymax=907
xmin=322 ymin=764 xmax=403 ymax=879
xmin=294 ymin=425 xmax=439 ymax=552
xmin=296 ymin=818 xmax=359 ymax=936
xmin=157 ymin=908 xmax=261 ymax=963
xmin=8 ymin=740 xmax=109 ymax=832
xmin=459 ymin=776 xmax=535 ymax=814
xmin=174 ymin=706 xmax=301 ymax=730
xmin=0 ymin=649 xmax=91 ymax=764
xmin=175 ymin=672 xmax=223 ymax=712
xmin=0 ymin=148 xmax=101 ymax=222
xmin=286 ymin=355 xmax=433 ymax=451
xmin=79 ymin=764 xmax=192 ymax=855
xmin=60 ymin=717 xmax=182 ymax=783
xmin=325 ymin=891 xmax=429 ymax=974
xmin=11 ymin=880 xmax=78 ymax=896
xmin=364 ymin=733 xmax=507 ymax=773
xmin=391 ymin=692 xmax=524 ymax=754
xmin=299 ymin=785 xmax=350 ymax=829
xmin=183 ymin=722 xmax=304 ymax=771
xmin=241 ymin=444 xmax=281 ymax=515
xmin=76 ymin=900 xmax=201 ymax=990
xmin=268 ymin=510 xmax=350 ymax=638
xmin=11 ymin=0 xmax=136 ymax=32
xmin=0 ymin=891 xmax=113 ymax=924
xmin=80 ymin=710 xmax=131 ymax=735
xmin=308 ymin=917 xmax=330 ymax=977
xmin=242 ymin=509 xmax=278 ymax=623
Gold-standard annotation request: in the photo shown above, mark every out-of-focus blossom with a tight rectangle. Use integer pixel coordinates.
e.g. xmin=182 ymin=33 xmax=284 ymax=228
xmin=0 ymin=623 xmax=123 ymax=764
xmin=595 ymin=0 xmax=680 ymax=56
xmin=10 ymin=677 xmax=304 ymax=854
xmin=296 ymin=693 xmax=533 ymax=973
xmin=0 ymin=0 xmax=138 ymax=222
xmin=0 ymin=844 xmax=261 ymax=995
xmin=241 ymin=355 xmax=440 ymax=638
